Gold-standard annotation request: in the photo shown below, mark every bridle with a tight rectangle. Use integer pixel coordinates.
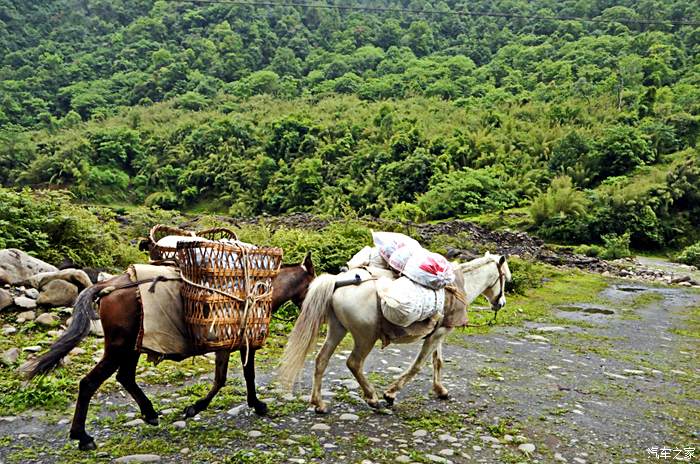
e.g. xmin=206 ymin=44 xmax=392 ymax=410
xmin=485 ymin=259 xmax=507 ymax=323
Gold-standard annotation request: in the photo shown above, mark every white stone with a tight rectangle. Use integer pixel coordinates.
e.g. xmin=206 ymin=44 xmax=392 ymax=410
xmin=413 ymin=429 xmax=428 ymax=437
xmin=1 ymin=348 xmax=19 ymax=364
xmin=536 ymin=326 xmax=566 ymax=332
xmin=248 ymin=430 xmax=262 ymax=438
xmin=35 ymin=312 xmax=58 ymax=326
xmin=227 ymin=404 xmax=247 ymax=416
xmin=396 ymin=456 xmax=411 ymax=463
xmin=524 ymin=334 xmax=549 ymax=343
xmin=124 ymin=418 xmax=145 ymax=427
xmin=387 ymin=367 xmax=403 ymax=373
xmin=14 ymin=296 xmax=37 ymax=309
xmin=114 ymin=455 xmax=161 ymax=463
xmin=16 ymin=310 xmax=36 ymax=322
xmin=172 ymin=420 xmax=186 ymax=429
xmin=339 ymin=413 xmax=359 ymax=421
xmin=22 ymin=345 xmax=41 ymax=352
xmin=480 ymin=436 xmax=500 ymax=444
xmin=554 ymin=452 xmax=568 ymax=462
xmin=425 ymin=454 xmax=451 ymax=463
xmin=2 ymin=326 xmax=17 ymax=335
xmin=439 ymin=448 xmax=454 ymax=456
xmin=518 ymin=443 xmax=536 ymax=454
xmin=310 ymin=423 xmax=330 ymax=431
xmin=439 ymin=433 xmax=457 ymax=443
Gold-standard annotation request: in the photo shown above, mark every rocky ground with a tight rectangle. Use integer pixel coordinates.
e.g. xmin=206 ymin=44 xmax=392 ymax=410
xmin=0 ymin=265 xmax=698 ymax=464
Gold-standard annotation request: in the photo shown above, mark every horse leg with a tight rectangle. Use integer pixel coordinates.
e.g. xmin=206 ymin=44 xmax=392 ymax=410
xmin=311 ymin=313 xmax=347 ymax=414
xmin=432 ymin=341 xmax=449 ymax=400
xmin=116 ymin=351 xmax=158 ymax=425
xmin=383 ymin=329 xmax=448 ymax=406
xmin=346 ymin=336 xmax=380 ymax=409
xmin=241 ymin=348 xmax=267 ymax=416
xmin=69 ymin=354 xmax=120 ymax=450
xmin=184 ymin=350 xmax=229 ymax=418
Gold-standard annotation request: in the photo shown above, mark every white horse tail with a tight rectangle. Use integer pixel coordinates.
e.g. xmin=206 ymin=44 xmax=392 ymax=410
xmin=278 ymin=273 xmax=336 ymax=389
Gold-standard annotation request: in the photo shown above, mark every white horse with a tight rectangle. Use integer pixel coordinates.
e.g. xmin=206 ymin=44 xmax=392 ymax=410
xmin=278 ymin=252 xmax=512 ymax=413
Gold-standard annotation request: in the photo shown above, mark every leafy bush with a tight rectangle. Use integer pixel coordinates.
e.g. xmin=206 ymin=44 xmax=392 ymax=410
xmin=0 ymin=187 xmax=146 ymax=269
xmin=530 ymin=176 xmax=589 ymax=226
xmin=676 ymin=242 xmax=700 ymax=267
xmin=380 ymin=201 xmax=426 ymax=223
xmin=418 ymin=168 xmax=517 ymax=220
xmin=574 ymin=244 xmax=603 ymax=258
xmin=600 ymin=232 xmax=632 ymax=260
xmin=504 ymin=257 xmax=550 ymax=295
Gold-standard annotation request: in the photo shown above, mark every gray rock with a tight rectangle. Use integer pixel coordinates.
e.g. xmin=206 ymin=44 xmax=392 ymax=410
xmin=24 ymin=288 xmax=39 ymax=299
xmin=124 ymin=418 xmax=145 ymax=427
xmin=524 ymin=334 xmax=549 ymax=343
xmin=0 ymin=249 xmax=57 ymax=285
xmin=114 ymin=455 xmax=161 ymax=463
xmin=227 ymin=404 xmax=246 ymax=416
xmin=30 ymin=269 xmax=92 ymax=292
xmin=439 ymin=449 xmax=455 ymax=456
xmin=425 ymin=454 xmax=451 ymax=463
xmin=14 ymin=296 xmax=37 ymax=309
xmin=2 ymin=325 xmax=17 ymax=335
xmin=35 ymin=313 xmax=59 ymax=327
xmin=339 ymin=413 xmax=359 ymax=421
xmin=248 ymin=430 xmax=262 ymax=438
xmin=16 ymin=310 xmax=36 ymax=322
xmin=2 ymin=348 xmax=20 ymax=365
xmin=22 ymin=345 xmax=41 ymax=352
xmin=172 ymin=420 xmax=186 ymax=429
xmin=0 ymin=269 xmax=11 ymax=285
xmin=396 ymin=456 xmax=412 ymax=463
xmin=413 ymin=429 xmax=428 ymax=437
xmin=37 ymin=280 xmax=79 ymax=307
xmin=0 ymin=289 xmax=13 ymax=310
xmin=554 ymin=452 xmax=568 ymax=462
xmin=518 ymin=443 xmax=536 ymax=454
xmin=310 ymin=423 xmax=330 ymax=431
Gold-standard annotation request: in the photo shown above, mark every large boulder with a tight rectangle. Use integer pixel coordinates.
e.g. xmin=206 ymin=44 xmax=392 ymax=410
xmin=28 ymin=269 xmax=92 ymax=292
xmin=0 ymin=289 xmax=12 ymax=310
xmin=37 ymin=280 xmax=79 ymax=307
xmin=0 ymin=249 xmax=57 ymax=285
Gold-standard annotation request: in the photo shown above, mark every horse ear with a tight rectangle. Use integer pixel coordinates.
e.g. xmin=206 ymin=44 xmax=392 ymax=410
xmin=499 ymin=255 xmax=506 ymax=266
xmin=137 ymin=238 xmax=151 ymax=252
xmin=302 ymin=251 xmax=315 ymax=276
xmin=484 ymin=251 xmax=491 ymax=257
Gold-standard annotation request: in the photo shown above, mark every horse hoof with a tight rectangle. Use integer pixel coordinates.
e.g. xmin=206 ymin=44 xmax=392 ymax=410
xmin=382 ymin=393 xmax=395 ymax=407
xmin=79 ymin=439 xmax=97 ymax=451
xmin=253 ymin=402 xmax=268 ymax=416
xmin=144 ymin=415 xmax=159 ymax=426
xmin=437 ymin=392 xmax=450 ymax=400
xmin=367 ymin=399 xmax=380 ymax=409
xmin=183 ymin=406 xmax=198 ymax=418
xmin=314 ymin=405 xmax=329 ymax=415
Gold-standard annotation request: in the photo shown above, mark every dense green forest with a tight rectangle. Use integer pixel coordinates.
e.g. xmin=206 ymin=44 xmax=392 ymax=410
xmin=1 ymin=0 xmax=699 ymax=257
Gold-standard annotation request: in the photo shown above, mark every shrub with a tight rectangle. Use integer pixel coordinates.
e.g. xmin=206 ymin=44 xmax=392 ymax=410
xmin=600 ymin=232 xmax=632 ymax=260
xmin=676 ymin=242 xmax=700 ymax=267
xmin=0 ymin=187 xmax=146 ymax=269
xmin=504 ymin=257 xmax=550 ymax=295
xmin=574 ymin=244 xmax=603 ymax=258
xmin=380 ymin=201 xmax=426 ymax=223
xmin=530 ymin=176 xmax=589 ymax=226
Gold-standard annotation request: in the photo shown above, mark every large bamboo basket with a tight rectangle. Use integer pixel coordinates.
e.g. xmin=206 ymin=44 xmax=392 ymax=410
xmin=176 ymin=240 xmax=283 ymax=352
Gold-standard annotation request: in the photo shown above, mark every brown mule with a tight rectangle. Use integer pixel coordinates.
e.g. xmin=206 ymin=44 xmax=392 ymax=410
xmin=22 ymin=253 xmax=315 ymax=451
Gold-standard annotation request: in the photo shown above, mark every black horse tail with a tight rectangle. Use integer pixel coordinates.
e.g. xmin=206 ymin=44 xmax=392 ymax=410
xmin=21 ymin=285 xmax=101 ymax=379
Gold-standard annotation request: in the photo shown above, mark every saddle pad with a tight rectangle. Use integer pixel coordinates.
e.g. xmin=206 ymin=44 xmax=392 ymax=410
xmin=127 ymin=264 xmax=194 ymax=356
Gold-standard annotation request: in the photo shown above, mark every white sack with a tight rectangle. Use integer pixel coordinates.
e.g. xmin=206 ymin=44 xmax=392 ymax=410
xmin=377 ymin=276 xmax=445 ymax=327
xmin=347 ymin=246 xmax=389 ymax=269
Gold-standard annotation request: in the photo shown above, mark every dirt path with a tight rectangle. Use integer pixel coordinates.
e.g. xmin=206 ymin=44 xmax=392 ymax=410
xmin=0 ymin=279 xmax=698 ymax=464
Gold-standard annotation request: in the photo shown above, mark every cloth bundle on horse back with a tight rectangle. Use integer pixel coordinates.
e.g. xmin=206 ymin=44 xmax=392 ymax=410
xmin=372 ymin=231 xmax=455 ymax=289
xmin=176 ymin=240 xmax=283 ymax=353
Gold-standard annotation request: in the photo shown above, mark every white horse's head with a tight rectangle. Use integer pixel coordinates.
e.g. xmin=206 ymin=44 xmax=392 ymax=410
xmin=480 ymin=252 xmax=512 ymax=311
xmin=457 ymin=252 xmax=512 ymax=312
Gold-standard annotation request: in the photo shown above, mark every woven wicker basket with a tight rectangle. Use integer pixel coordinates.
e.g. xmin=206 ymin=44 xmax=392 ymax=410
xmin=148 ymin=225 xmax=239 ymax=261
xmin=149 ymin=225 xmax=197 ymax=261
xmin=176 ymin=240 xmax=283 ymax=352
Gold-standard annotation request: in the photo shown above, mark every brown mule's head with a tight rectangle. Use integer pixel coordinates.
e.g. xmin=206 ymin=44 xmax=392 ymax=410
xmin=271 ymin=252 xmax=316 ymax=310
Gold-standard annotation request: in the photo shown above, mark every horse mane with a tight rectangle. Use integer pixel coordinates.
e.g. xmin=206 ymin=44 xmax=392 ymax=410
xmin=455 ymin=256 xmax=494 ymax=273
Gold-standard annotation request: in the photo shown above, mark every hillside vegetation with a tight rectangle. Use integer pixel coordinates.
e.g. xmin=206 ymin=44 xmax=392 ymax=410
xmin=1 ymin=0 xmax=699 ymax=255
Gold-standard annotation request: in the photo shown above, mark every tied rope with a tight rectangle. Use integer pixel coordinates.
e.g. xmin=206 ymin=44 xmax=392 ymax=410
xmin=177 ymin=245 xmax=274 ymax=366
